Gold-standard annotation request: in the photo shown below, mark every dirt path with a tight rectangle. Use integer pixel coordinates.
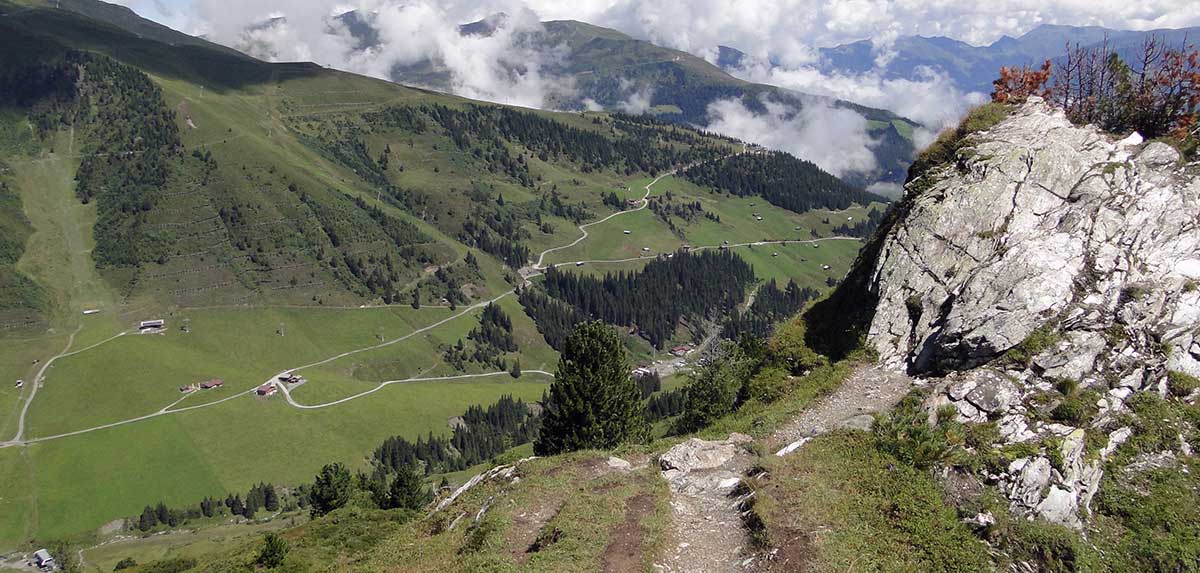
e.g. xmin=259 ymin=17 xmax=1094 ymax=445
xmin=658 ymin=434 xmax=756 ymax=572
xmin=770 ymin=365 xmax=914 ymax=452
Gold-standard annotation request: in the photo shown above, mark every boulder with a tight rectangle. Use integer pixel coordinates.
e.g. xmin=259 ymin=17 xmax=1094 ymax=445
xmin=1036 ymin=486 xmax=1082 ymax=529
xmin=1009 ymin=456 xmax=1052 ymax=508
xmin=964 ymin=373 xmax=1021 ymax=413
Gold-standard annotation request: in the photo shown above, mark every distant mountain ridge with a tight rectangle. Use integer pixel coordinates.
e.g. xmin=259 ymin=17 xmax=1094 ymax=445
xmin=719 ymin=23 xmax=1200 ymax=96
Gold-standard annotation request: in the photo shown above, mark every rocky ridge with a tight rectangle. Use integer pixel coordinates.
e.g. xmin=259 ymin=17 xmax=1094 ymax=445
xmin=859 ymin=97 xmax=1199 ymax=529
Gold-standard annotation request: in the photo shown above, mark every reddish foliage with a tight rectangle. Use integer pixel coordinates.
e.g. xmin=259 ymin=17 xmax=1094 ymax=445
xmin=992 ymin=60 xmax=1052 ymax=103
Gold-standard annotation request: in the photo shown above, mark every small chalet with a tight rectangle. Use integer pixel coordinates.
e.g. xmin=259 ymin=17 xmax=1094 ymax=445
xmin=257 ymin=383 xmax=277 ymax=396
xmin=33 ymin=549 xmax=54 ymax=569
xmin=626 ymin=199 xmax=639 ymax=207
xmin=139 ymin=319 xmax=165 ymax=331
xmin=199 ymin=379 xmax=224 ymax=389
xmin=671 ymin=345 xmax=692 ymax=356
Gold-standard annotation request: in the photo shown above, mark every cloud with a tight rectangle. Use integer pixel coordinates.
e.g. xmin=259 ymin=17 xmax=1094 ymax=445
xmin=730 ymin=57 xmax=990 ymax=130
xmin=705 ymin=97 xmax=878 ymax=178
xmin=614 ymin=78 xmax=654 ymax=114
xmin=182 ymin=0 xmax=578 ymax=109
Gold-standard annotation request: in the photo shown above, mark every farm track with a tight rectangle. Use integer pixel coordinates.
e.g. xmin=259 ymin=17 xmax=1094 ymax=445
xmin=2 ymin=149 xmax=854 ymax=447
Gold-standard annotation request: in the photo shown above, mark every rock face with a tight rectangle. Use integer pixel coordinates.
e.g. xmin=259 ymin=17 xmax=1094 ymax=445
xmin=864 ymin=97 xmax=1200 ymax=380
xmin=850 ymin=98 xmax=1200 ymax=531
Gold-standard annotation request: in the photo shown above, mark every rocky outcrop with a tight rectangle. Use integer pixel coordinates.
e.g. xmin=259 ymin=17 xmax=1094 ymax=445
xmin=849 ymin=98 xmax=1199 ymax=530
xmin=863 ymin=97 xmax=1199 ymax=380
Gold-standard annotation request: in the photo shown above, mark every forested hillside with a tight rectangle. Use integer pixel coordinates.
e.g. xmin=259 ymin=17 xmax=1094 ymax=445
xmin=682 ymin=151 xmax=888 ymax=214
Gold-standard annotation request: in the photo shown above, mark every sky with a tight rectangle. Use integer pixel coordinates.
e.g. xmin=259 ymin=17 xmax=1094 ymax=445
xmin=110 ymin=0 xmax=1200 ymax=182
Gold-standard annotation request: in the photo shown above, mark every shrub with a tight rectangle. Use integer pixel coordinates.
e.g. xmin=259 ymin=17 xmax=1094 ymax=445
xmin=113 ymin=558 xmax=136 ymax=571
xmin=1006 ymin=325 xmax=1061 ymax=367
xmin=873 ymin=392 xmax=965 ymax=470
xmin=742 ymin=366 xmax=791 ymax=405
xmin=1167 ymin=370 xmax=1200 ymax=397
xmin=255 ymin=533 xmax=289 ymax=569
xmin=766 ymin=317 xmax=827 ymax=375
xmin=997 ymin=518 xmax=1097 ymax=573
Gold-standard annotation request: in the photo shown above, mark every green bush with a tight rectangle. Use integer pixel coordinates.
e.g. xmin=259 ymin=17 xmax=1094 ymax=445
xmin=1006 ymin=325 xmax=1062 ymax=367
xmin=255 ymin=532 xmax=289 ymax=569
xmin=766 ymin=317 xmax=828 ymax=375
xmin=113 ymin=558 xmax=136 ymax=571
xmin=1167 ymin=370 xmax=1199 ymax=397
xmin=742 ymin=366 xmax=791 ymax=405
xmin=997 ymin=518 xmax=1098 ymax=573
xmin=1050 ymin=395 xmax=1096 ymax=425
xmin=873 ymin=392 xmax=965 ymax=470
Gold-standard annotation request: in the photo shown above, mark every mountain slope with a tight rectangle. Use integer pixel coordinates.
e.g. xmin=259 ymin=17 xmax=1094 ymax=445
xmin=0 ymin=1 xmax=750 ymax=314
xmin=229 ymin=11 xmax=920 ymax=188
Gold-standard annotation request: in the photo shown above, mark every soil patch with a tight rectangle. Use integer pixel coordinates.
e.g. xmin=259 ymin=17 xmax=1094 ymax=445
xmin=602 ymin=493 xmax=655 ymax=573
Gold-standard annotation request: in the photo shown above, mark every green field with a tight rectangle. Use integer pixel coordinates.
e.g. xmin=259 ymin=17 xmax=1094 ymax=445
xmin=542 ymin=174 xmax=876 ymax=266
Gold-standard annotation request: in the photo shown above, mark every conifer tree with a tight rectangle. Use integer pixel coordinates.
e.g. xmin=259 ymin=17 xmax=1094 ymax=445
xmin=264 ymin=484 xmax=280 ymax=512
xmin=388 ymin=464 xmax=430 ymax=511
xmin=309 ymin=463 xmax=351 ymax=516
xmin=138 ymin=506 xmax=157 ymax=531
xmin=534 ymin=321 xmax=648 ymax=455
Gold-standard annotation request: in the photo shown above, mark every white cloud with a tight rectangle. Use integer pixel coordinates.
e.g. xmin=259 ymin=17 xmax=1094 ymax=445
xmin=705 ymin=97 xmax=878 ymax=178
xmin=731 ymin=58 xmax=990 ymax=130
xmin=614 ymin=78 xmax=654 ymax=114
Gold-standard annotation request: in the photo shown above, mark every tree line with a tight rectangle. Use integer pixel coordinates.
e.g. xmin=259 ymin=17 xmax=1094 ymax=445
xmin=444 ymin=303 xmax=520 ymax=371
xmin=722 ymin=278 xmax=819 ymax=340
xmin=681 ymin=151 xmax=885 ymax=215
xmin=136 ymin=482 xmax=284 ymax=532
xmin=535 ymin=250 xmax=756 ymax=349
xmin=4 ymin=51 xmax=181 ymax=267
xmin=373 ymin=394 xmax=540 ymax=475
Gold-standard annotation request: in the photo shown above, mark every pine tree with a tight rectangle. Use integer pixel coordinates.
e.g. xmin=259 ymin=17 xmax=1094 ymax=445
xmin=229 ymin=495 xmax=245 ymax=517
xmin=510 ymin=359 xmax=522 ymax=378
xmin=534 ymin=321 xmax=648 ymax=455
xmin=309 ymin=463 xmax=351 ymax=516
xmin=411 ymin=288 xmax=421 ymax=309
xmin=388 ymin=464 xmax=431 ymax=511
xmin=155 ymin=502 xmax=170 ymax=525
xmin=138 ymin=506 xmax=157 ymax=531
xmin=264 ymin=484 xmax=279 ymax=512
